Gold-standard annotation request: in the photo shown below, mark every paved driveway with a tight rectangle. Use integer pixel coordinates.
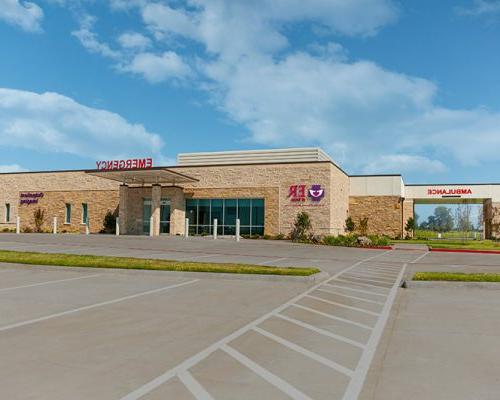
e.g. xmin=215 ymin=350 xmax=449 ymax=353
xmin=0 ymin=234 xmax=428 ymax=399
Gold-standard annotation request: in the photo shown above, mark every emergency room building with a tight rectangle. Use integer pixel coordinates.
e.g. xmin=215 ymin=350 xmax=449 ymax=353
xmin=1 ymin=148 xmax=499 ymax=239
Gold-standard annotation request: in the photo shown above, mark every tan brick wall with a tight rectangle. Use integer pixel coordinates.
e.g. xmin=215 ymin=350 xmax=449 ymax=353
xmin=403 ymin=199 xmax=414 ymax=238
xmin=349 ymin=196 xmax=403 ymax=238
xmin=174 ymin=162 xmax=347 ymax=236
xmin=484 ymin=199 xmax=500 ymax=239
xmin=17 ymin=190 xmax=119 ymax=233
xmin=0 ymin=171 xmax=119 ymax=230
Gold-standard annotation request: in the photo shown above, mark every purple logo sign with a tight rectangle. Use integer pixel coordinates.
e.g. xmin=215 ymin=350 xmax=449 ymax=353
xmin=308 ymin=185 xmax=325 ymax=201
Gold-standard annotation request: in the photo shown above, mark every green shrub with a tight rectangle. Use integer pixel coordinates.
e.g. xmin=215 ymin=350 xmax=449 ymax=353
xmin=102 ymin=209 xmax=118 ymax=234
xmin=33 ymin=208 xmax=45 ymax=233
xmin=345 ymin=216 xmax=355 ymax=233
xmin=290 ymin=211 xmax=312 ymax=242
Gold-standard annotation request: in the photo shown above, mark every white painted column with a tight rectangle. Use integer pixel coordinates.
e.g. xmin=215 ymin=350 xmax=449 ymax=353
xmin=16 ymin=216 xmax=20 ymax=234
xmin=213 ymin=219 xmax=218 ymax=240
xmin=149 ymin=216 xmax=154 ymax=237
xmin=236 ymin=218 xmax=240 ymax=242
xmin=185 ymin=218 xmax=189 ymax=238
xmin=151 ymin=184 xmax=161 ymax=237
xmin=85 ymin=222 xmax=90 ymax=235
xmin=53 ymin=217 xmax=57 ymax=234
xmin=115 ymin=217 xmax=120 ymax=236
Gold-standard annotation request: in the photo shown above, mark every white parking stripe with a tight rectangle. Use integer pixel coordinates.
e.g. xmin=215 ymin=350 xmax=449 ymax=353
xmin=335 ymin=279 xmax=391 ymax=291
xmin=0 ymin=279 xmax=199 ymax=333
xmin=291 ymin=304 xmax=373 ymax=331
xmin=253 ymin=327 xmax=354 ymax=378
xmin=178 ymin=371 xmax=214 ymax=400
xmin=119 ymin=251 xmax=392 ymax=400
xmin=258 ymin=257 xmax=288 ymax=265
xmin=316 ymin=288 xmax=384 ymax=305
xmin=221 ymin=344 xmax=313 ymax=400
xmin=0 ymin=273 xmax=101 ymax=293
xmin=352 ymin=270 xmax=398 ymax=278
xmin=324 ymin=284 xmax=387 ymax=298
xmin=341 ymin=274 xmax=394 ymax=284
xmin=275 ymin=313 xmax=366 ymax=349
xmin=306 ymin=295 xmax=380 ymax=317
xmin=410 ymin=252 xmax=429 ymax=263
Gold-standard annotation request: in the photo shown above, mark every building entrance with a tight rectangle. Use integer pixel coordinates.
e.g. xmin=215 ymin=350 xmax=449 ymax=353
xmin=160 ymin=199 xmax=170 ymax=234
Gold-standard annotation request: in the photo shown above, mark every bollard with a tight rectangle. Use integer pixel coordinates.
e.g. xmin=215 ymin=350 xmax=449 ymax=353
xmin=185 ymin=218 xmax=189 ymax=238
xmin=53 ymin=217 xmax=57 ymax=234
xmin=236 ymin=218 xmax=240 ymax=242
xmin=213 ymin=218 xmax=218 ymax=240
xmin=85 ymin=222 xmax=90 ymax=235
xmin=150 ymin=216 xmax=154 ymax=237
xmin=16 ymin=216 xmax=20 ymax=234
xmin=115 ymin=217 xmax=120 ymax=236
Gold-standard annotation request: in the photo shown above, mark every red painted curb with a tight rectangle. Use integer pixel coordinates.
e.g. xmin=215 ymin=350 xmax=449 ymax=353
xmin=430 ymin=248 xmax=500 ymax=255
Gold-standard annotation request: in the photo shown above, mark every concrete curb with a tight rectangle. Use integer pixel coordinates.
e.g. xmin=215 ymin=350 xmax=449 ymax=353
xmin=404 ymin=280 xmax=500 ymax=290
xmin=0 ymin=262 xmax=330 ymax=283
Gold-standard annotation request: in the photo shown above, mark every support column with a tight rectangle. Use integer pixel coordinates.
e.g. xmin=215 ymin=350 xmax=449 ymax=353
xmin=151 ymin=184 xmax=161 ymax=237
xmin=170 ymin=188 xmax=186 ymax=236
xmin=119 ymin=184 xmax=129 ymax=235
xmin=402 ymin=198 xmax=415 ymax=238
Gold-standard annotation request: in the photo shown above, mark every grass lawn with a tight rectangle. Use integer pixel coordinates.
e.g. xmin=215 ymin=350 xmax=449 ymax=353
xmin=414 ymin=272 xmax=500 ymax=282
xmin=391 ymin=239 xmax=500 ymax=251
xmin=0 ymin=250 xmax=319 ymax=276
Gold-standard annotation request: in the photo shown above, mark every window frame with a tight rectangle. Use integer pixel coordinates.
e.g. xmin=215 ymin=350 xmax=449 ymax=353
xmin=5 ymin=203 xmax=10 ymax=223
xmin=65 ymin=203 xmax=72 ymax=224
xmin=81 ymin=203 xmax=88 ymax=225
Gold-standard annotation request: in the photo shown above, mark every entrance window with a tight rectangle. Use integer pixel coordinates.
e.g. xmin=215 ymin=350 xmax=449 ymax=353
xmin=5 ymin=203 xmax=10 ymax=223
xmin=65 ymin=203 xmax=72 ymax=224
xmin=185 ymin=198 xmax=265 ymax=236
xmin=81 ymin=203 xmax=88 ymax=224
xmin=142 ymin=199 xmax=152 ymax=235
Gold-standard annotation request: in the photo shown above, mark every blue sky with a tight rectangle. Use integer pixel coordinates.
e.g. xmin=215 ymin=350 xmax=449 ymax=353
xmin=1 ymin=0 xmax=500 ymax=184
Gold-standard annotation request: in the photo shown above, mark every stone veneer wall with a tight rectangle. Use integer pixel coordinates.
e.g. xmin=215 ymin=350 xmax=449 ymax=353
xmin=0 ymin=171 xmax=119 ymax=232
xmin=174 ymin=162 xmax=348 ymax=236
xmin=17 ymin=190 xmax=119 ymax=233
xmin=349 ymin=196 xmax=403 ymax=238
xmin=402 ymin=199 xmax=415 ymax=238
xmin=483 ymin=199 xmax=500 ymax=239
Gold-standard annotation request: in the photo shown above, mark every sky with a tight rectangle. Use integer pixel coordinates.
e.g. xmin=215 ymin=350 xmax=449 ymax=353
xmin=0 ymin=0 xmax=500 ymax=184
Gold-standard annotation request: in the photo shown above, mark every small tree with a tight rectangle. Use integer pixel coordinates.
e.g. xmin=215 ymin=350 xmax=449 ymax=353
xmin=102 ymin=210 xmax=117 ymax=234
xmin=33 ymin=208 xmax=45 ymax=233
xmin=345 ymin=216 xmax=355 ymax=233
xmin=405 ymin=217 xmax=416 ymax=239
xmin=290 ymin=211 xmax=312 ymax=241
xmin=358 ymin=217 xmax=369 ymax=236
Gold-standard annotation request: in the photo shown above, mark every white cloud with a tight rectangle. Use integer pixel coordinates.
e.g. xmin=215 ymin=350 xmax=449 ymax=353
xmin=72 ymin=15 xmax=121 ymax=59
xmin=0 ymin=0 xmax=43 ymax=32
xmin=362 ymin=154 xmax=447 ymax=174
xmin=122 ymin=51 xmax=191 ymax=83
xmin=118 ymin=32 xmax=151 ymax=50
xmin=0 ymin=88 xmax=164 ymax=160
xmin=0 ymin=164 xmax=27 ymax=173
xmin=456 ymin=0 xmax=500 ymax=16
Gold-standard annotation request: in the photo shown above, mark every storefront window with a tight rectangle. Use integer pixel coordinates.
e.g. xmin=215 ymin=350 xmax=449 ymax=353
xmin=185 ymin=198 xmax=265 ymax=236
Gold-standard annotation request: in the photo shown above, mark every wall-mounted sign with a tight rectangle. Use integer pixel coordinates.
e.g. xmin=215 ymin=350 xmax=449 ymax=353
xmin=96 ymin=158 xmax=153 ymax=171
xmin=288 ymin=184 xmax=325 ymax=202
xmin=427 ymin=188 xmax=473 ymax=196
xmin=20 ymin=192 xmax=44 ymax=205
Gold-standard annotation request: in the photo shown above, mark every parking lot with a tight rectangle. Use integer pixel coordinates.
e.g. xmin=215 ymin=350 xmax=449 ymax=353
xmin=0 ymin=234 xmax=499 ymax=399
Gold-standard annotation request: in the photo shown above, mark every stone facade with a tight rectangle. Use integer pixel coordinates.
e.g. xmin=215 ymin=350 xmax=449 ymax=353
xmin=402 ymin=199 xmax=415 ymax=238
xmin=0 ymin=171 xmax=119 ymax=232
xmin=349 ymin=196 xmax=403 ymax=238
xmin=0 ymin=161 xmax=349 ymax=237
xmin=17 ymin=190 xmax=118 ymax=233
xmin=483 ymin=199 xmax=500 ymax=239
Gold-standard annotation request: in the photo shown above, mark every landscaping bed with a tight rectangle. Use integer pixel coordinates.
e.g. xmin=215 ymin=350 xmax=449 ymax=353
xmin=413 ymin=272 xmax=500 ymax=282
xmin=0 ymin=250 xmax=319 ymax=276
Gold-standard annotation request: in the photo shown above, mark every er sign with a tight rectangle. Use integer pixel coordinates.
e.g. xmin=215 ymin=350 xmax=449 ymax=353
xmin=288 ymin=184 xmax=325 ymax=202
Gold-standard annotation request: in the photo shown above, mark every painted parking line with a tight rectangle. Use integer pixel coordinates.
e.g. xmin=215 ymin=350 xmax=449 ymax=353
xmin=335 ymin=278 xmax=391 ymax=291
xmin=305 ymin=295 xmax=380 ymax=317
xmin=257 ymin=257 xmax=289 ymax=265
xmin=221 ymin=344 xmax=313 ymax=400
xmin=177 ymin=371 xmax=214 ymax=400
xmin=341 ymin=274 xmax=394 ymax=284
xmin=275 ymin=313 xmax=366 ymax=349
xmin=324 ymin=283 xmax=387 ymax=298
xmin=352 ymin=269 xmax=399 ymax=278
xmin=316 ymin=288 xmax=385 ymax=305
xmin=253 ymin=326 xmax=354 ymax=377
xmin=119 ymin=251 xmax=392 ymax=400
xmin=291 ymin=304 xmax=374 ymax=331
xmin=0 ymin=279 xmax=199 ymax=333
xmin=0 ymin=273 xmax=101 ymax=293
xmin=341 ymin=260 xmax=410 ymax=400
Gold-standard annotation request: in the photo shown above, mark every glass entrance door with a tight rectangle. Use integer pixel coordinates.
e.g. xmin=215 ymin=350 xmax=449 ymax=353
xmin=160 ymin=199 xmax=171 ymax=234
xmin=142 ymin=199 xmax=152 ymax=235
